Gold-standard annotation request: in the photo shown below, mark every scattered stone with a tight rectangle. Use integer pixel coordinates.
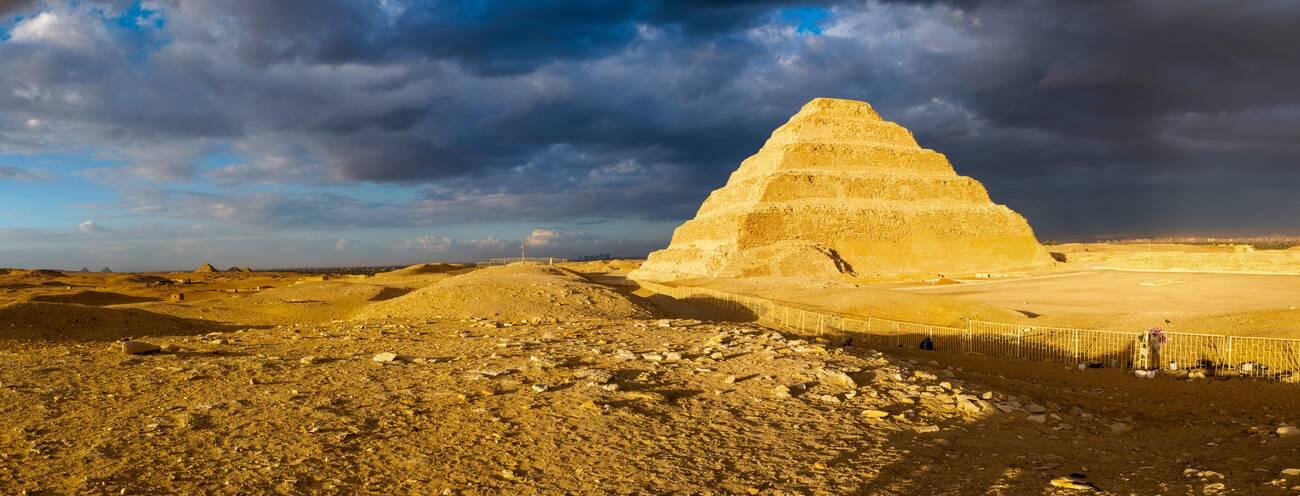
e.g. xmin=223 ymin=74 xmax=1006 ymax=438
xmin=664 ymin=352 xmax=683 ymax=361
xmin=1026 ymin=414 xmax=1047 ymax=424
xmin=1277 ymin=425 xmax=1300 ymax=438
xmin=176 ymin=412 xmax=210 ymax=430
xmin=614 ymin=350 xmax=638 ymax=361
xmin=980 ymin=391 xmax=994 ymax=400
xmin=1025 ymin=403 xmax=1046 ymax=414
xmin=372 ymin=352 xmax=401 ymax=363
xmin=1202 ymin=482 xmax=1226 ymax=494
xmin=956 ymin=399 xmax=984 ymax=416
xmin=300 ymin=356 xmax=324 ymax=365
xmin=1280 ymin=468 xmax=1300 ymax=477
xmin=576 ymin=369 xmax=614 ymax=384
xmin=1110 ymin=423 xmax=1132 ymax=434
xmin=815 ymin=368 xmax=857 ymax=388
xmin=1049 ymin=473 xmax=1098 ymax=491
xmin=772 ymin=385 xmax=793 ymax=399
xmin=862 ymin=409 xmax=890 ymax=419
xmin=722 ymin=374 xmax=737 ymax=384
xmin=914 ymin=425 xmax=940 ymax=433
xmin=531 ymin=384 xmax=549 ymax=393
xmin=120 ymin=341 xmax=161 ymax=355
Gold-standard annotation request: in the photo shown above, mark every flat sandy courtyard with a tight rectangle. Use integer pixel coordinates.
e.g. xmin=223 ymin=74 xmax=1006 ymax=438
xmin=901 ymin=270 xmax=1300 ymax=336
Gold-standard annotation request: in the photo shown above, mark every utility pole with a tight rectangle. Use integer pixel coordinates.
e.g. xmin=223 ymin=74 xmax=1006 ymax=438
xmin=520 ymin=242 xmax=526 ymax=262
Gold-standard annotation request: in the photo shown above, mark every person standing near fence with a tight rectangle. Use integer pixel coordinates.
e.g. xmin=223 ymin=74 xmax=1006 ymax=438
xmin=1138 ymin=327 xmax=1166 ymax=372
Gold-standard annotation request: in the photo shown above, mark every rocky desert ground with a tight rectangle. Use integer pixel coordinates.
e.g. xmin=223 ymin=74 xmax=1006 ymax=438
xmin=2 ymin=261 xmax=1300 ymax=495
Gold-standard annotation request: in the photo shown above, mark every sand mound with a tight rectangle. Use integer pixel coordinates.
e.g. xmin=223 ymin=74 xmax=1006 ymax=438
xmin=561 ymin=260 xmax=643 ymax=274
xmin=0 ymin=301 xmax=221 ymax=341
xmin=379 ymin=263 xmax=471 ymax=277
xmin=109 ymin=274 xmax=172 ymax=285
xmin=30 ymin=291 xmax=160 ymax=306
xmin=633 ymin=97 xmax=1052 ymax=282
xmin=356 ymin=265 xmax=653 ymax=322
xmin=139 ymin=281 xmax=407 ymax=325
xmin=194 ymin=263 xmax=218 ymax=273
xmin=8 ymin=269 xmax=66 ymax=278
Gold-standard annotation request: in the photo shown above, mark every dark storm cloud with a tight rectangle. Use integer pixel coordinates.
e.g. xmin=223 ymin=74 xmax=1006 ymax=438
xmin=0 ymin=0 xmax=36 ymax=15
xmin=4 ymin=0 xmax=1300 ymax=238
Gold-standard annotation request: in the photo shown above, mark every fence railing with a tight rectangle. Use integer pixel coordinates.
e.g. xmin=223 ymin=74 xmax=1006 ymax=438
xmin=635 ymin=280 xmax=1300 ymax=382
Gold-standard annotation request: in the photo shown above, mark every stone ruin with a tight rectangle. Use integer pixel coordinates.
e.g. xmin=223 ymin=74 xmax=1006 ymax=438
xmin=631 ymin=97 xmax=1053 ymax=282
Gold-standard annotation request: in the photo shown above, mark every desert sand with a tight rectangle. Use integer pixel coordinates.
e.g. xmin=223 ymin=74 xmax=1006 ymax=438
xmin=1 ymin=262 xmax=1299 ymax=495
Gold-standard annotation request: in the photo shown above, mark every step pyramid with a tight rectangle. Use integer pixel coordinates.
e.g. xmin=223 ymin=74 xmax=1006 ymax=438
xmin=631 ymin=97 xmax=1053 ymax=281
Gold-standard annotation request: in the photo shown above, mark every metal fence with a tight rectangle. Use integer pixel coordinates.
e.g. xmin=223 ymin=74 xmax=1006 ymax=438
xmin=636 ymin=280 xmax=1300 ymax=383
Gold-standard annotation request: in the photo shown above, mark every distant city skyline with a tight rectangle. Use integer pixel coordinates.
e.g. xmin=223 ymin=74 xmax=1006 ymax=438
xmin=3 ymin=1 xmax=1300 ymax=271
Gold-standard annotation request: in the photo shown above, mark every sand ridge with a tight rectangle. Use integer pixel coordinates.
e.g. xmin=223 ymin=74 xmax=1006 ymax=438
xmin=355 ymin=264 xmax=655 ymax=322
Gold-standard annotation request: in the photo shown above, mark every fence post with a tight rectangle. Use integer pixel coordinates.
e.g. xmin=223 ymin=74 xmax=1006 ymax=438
xmin=1226 ymin=336 xmax=1234 ymax=372
xmin=1016 ymin=328 xmax=1023 ymax=360
xmin=1073 ymin=329 xmax=1079 ymax=364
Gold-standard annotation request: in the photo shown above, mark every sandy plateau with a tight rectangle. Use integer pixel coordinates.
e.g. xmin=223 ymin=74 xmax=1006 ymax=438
xmin=0 ymin=261 xmax=1298 ymax=495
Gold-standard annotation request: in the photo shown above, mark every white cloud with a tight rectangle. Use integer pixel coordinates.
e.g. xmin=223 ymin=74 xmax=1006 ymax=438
xmin=9 ymin=11 xmax=109 ymax=52
xmin=396 ymin=235 xmax=452 ymax=252
xmin=335 ymin=238 xmax=349 ymax=250
xmin=463 ymin=236 xmax=508 ymax=250
xmin=78 ymin=220 xmax=112 ymax=233
xmin=523 ymin=228 xmax=562 ymax=247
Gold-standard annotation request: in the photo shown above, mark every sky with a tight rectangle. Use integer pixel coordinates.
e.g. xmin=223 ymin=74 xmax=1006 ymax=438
xmin=1 ymin=0 xmax=1299 ymax=271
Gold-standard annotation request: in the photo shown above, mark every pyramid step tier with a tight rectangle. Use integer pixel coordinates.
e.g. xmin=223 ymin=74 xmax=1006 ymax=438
xmin=671 ymin=201 xmax=1039 ymax=245
xmin=696 ymin=170 xmax=992 ymax=216
xmin=730 ymin=142 xmax=956 ymax=182
xmin=765 ymin=116 xmax=920 ymax=148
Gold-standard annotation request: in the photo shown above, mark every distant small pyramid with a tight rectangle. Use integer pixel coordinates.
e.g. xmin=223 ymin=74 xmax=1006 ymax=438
xmin=226 ymin=266 xmax=242 ymax=272
xmin=101 ymin=267 xmax=113 ymax=273
xmin=80 ymin=267 xmax=90 ymax=272
xmin=194 ymin=263 xmax=218 ymax=273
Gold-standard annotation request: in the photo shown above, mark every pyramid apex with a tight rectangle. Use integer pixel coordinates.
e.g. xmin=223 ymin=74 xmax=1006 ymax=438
xmin=798 ymin=98 xmax=881 ymax=120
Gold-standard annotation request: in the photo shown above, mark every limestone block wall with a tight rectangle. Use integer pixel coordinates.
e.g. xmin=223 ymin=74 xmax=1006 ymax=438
xmin=631 ymin=97 xmax=1054 ymax=282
